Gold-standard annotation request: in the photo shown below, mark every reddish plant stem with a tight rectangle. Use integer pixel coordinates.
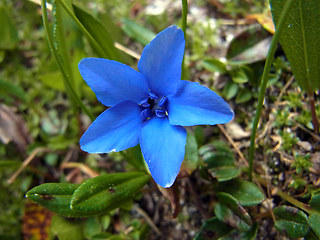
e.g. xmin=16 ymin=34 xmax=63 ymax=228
xmin=308 ymin=91 xmax=319 ymax=134
xmin=186 ymin=178 xmax=211 ymax=219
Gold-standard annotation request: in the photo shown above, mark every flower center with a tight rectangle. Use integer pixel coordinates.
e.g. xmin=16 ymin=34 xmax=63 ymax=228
xmin=139 ymin=92 xmax=168 ymax=121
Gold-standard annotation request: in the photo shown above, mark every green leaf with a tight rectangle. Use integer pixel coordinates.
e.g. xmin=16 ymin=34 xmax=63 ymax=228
xmin=202 ymin=59 xmax=227 ymax=74
xmin=219 ymin=222 xmax=259 ymax=240
xmin=25 ymin=183 xmax=89 ymax=217
xmin=274 ymin=205 xmax=310 ymax=238
xmin=235 ymin=88 xmax=252 ymax=104
xmin=232 ymin=70 xmax=248 ymax=84
xmin=38 ymin=71 xmax=65 ymax=91
xmin=123 ymin=145 xmax=146 ymax=171
xmin=215 ymin=204 xmax=250 ymax=231
xmin=215 ymin=192 xmax=252 ymax=231
xmin=226 ymin=25 xmax=271 ymax=64
xmin=0 ymin=160 xmax=21 ymax=169
xmin=52 ymin=0 xmax=73 ymax=78
xmin=203 ymin=142 xmax=241 ymax=182
xmin=203 ymin=142 xmax=234 ymax=168
xmin=210 ymin=167 xmax=241 ymax=182
xmin=40 ymin=0 xmax=94 ymax=121
xmin=215 ymin=179 xmax=264 ymax=206
xmin=121 ymin=19 xmax=156 ymax=46
xmin=84 ymin=217 xmax=101 ymax=239
xmin=270 ymin=0 xmax=320 ymax=91
xmin=72 ymin=3 xmax=121 ymax=60
xmin=0 ymin=4 xmax=19 ymax=50
xmin=100 ymin=214 xmax=111 ymax=230
xmin=223 ymin=81 xmax=239 ymax=100
xmin=50 ymin=215 xmax=84 ymax=240
xmin=194 ymin=217 xmax=232 ymax=240
xmin=304 ymin=230 xmax=319 ymax=240
xmin=91 ymin=233 xmax=113 ymax=240
xmin=194 ymin=126 xmax=205 ymax=146
xmin=183 ymin=132 xmax=199 ymax=172
xmin=0 ymin=78 xmax=27 ymax=102
xmin=47 ymin=135 xmax=76 ymax=150
xmin=0 ymin=51 xmax=5 ymax=63
xmin=310 ymin=194 xmax=320 ymax=212
xmin=308 ymin=214 xmax=320 ymax=238
xmin=71 ymin=172 xmax=150 ymax=214
xmin=50 ymin=0 xmax=79 ymax=110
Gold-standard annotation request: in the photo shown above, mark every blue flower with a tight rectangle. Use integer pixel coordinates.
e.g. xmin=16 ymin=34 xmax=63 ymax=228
xmin=78 ymin=26 xmax=234 ymax=188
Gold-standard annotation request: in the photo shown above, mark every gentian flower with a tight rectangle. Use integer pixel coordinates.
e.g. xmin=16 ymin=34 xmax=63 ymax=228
xmin=79 ymin=26 xmax=234 ymax=188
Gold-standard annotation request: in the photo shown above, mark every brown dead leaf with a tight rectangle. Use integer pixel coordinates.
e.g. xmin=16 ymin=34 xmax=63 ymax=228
xmin=23 ymin=201 xmax=54 ymax=240
xmin=310 ymin=152 xmax=320 ymax=185
xmin=157 ymin=183 xmax=180 ymax=218
xmin=0 ymin=104 xmax=32 ymax=153
xmin=246 ymin=13 xmax=275 ymax=34
xmin=225 ymin=121 xmax=251 ymax=140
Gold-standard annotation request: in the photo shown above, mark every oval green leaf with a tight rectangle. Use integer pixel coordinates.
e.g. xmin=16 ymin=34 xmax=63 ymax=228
xmin=71 ymin=172 xmax=150 ymax=214
xmin=202 ymin=59 xmax=227 ymax=74
xmin=219 ymin=222 xmax=259 ymax=240
xmin=235 ymin=88 xmax=252 ymax=104
xmin=216 ymin=192 xmax=252 ymax=226
xmin=209 ymin=167 xmax=241 ymax=182
xmin=308 ymin=214 xmax=320 ymax=238
xmin=183 ymin=132 xmax=199 ymax=172
xmin=202 ymin=142 xmax=241 ymax=182
xmin=223 ymin=81 xmax=239 ymax=100
xmin=51 ymin=215 xmax=84 ymax=240
xmin=274 ymin=205 xmax=310 ymax=238
xmin=214 ymin=179 xmax=264 ymax=206
xmin=194 ymin=217 xmax=232 ymax=240
xmin=214 ymin=203 xmax=251 ymax=232
xmin=25 ymin=183 xmax=91 ymax=217
xmin=310 ymin=194 xmax=320 ymax=212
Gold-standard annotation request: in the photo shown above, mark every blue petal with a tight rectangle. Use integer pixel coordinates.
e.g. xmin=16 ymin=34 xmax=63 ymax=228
xmin=168 ymin=80 xmax=234 ymax=126
xmin=79 ymin=58 xmax=149 ymax=106
xmin=139 ymin=117 xmax=187 ymax=188
xmin=138 ymin=26 xmax=185 ymax=97
xmin=80 ymin=101 xmax=143 ymax=153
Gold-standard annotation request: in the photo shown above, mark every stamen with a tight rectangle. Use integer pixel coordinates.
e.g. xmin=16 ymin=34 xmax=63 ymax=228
xmin=158 ymin=96 xmax=167 ymax=107
xmin=140 ymin=108 xmax=152 ymax=121
xmin=155 ymin=109 xmax=167 ymax=118
xmin=139 ymin=98 xmax=149 ymax=106
xmin=148 ymin=92 xmax=158 ymax=99
xmin=141 ymin=102 xmax=150 ymax=107
xmin=140 ymin=91 xmax=168 ymax=121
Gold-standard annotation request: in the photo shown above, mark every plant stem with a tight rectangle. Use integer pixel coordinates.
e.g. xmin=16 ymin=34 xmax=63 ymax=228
xmin=181 ymin=0 xmax=188 ymax=79
xmin=308 ymin=92 xmax=319 ymax=133
xmin=248 ymin=0 xmax=295 ymax=181
xmin=41 ymin=0 xmax=94 ymax=121
xmin=274 ymin=188 xmax=320 ymax=215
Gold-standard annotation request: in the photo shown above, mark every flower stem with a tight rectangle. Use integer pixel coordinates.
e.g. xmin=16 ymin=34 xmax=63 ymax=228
xmin=181 ymin=0 xmax=188 ymax=79
xmin=181 ymin=0 xmax=188 ymax=37
xmin=248 ymin=0 xmax=295 ymax=181
xmin=41 ymin=0 xmax=94 ymax=121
